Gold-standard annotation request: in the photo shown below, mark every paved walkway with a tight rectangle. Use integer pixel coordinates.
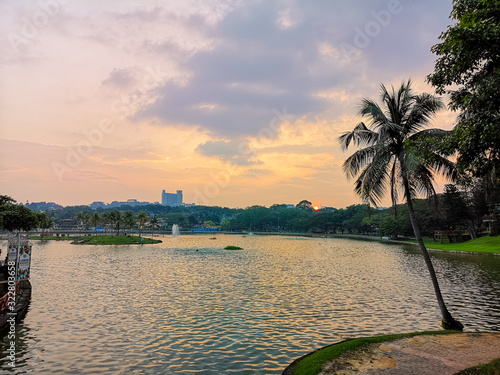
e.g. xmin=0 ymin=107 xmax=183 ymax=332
xmin=320 ymin=333 xmax=500 ymax=375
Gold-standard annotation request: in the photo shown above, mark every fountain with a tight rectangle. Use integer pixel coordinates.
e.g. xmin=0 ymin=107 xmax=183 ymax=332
xmin=172 ymin=224 xmax=180 ymax=237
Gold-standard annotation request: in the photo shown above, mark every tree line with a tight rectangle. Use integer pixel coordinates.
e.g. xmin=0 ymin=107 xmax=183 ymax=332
xmin=74 ymin=210 xmax=159 ymax=237
xmin=3 ymin=178 xmax=497 ymax=238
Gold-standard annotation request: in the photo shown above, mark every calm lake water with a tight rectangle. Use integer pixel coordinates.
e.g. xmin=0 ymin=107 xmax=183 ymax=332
xmin=1 ymin=235 xmax=499 ymax=374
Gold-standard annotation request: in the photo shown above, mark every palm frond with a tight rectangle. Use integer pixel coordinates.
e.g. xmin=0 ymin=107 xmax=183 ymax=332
xmin=381 ymin=80 xmax=413 ymax=125
xmin=338 ymin=122 xmax=378 ymax=151
xmin=352 ymin=148 xmax=392 ymax=206
xmin=409 ymin=164 xmax=437 ymax=199
xmin=429 ymin=155 xmax=457 ymax=182
xmin=358 ymin=98 xmax=388 ymax=127
xmin=377 ymin=121 xmax=404 ymax=144
xmin=342 ymin=145 xmax=379 ymax=178
xmin=404 ymin=93 xmax=444 ymax=135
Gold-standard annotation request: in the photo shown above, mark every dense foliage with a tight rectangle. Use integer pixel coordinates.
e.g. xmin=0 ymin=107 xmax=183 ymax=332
xmin=427 ymin=0 xmax=500 ymax=179
xmin=0 ymin=195 xmax=52 ymax=232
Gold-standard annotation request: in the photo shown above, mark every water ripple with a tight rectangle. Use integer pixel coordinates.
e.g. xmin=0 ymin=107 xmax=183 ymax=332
xmin=0 ymin=236 xmax=499 ymax=373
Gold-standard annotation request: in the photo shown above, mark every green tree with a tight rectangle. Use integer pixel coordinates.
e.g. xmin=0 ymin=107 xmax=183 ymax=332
xmin=150 ymin=215 xmax=159 ymax=238
xmin=462 ymin=178 xmax=490 ymax=237
xmin=75 ymin=211 xmax=87 ymax=233
xmin=161 ymin=212 xmax=191 ymax=230
xmin=220 ymin=219 xmax=230 ymax=229
xmin=339 ymin=80 xmax=463 ymax=330
xmin=137 ymin=211 xmax=149 ymax=237
xmin=123 ymin=211 xmax=135 ymax=235
xmin=342 ymin=205 xmax=371 ymax=234
xmin=108 ymin=210 xmax=123 ymax=235
xmin=442 ymin=184 xmax=470 ymax=230
xmin=36 ymin=212 xmax=53 ymax=232
xmin=296 ymin=200 xmax=313 ymax=211
xmin=0 ymin=195 xmax=16 ymax=205
xmin=310 ymin=212 xmax=335 ymax=233
xmin=427 ymin=0 xmax=500 ymax=179
xmin=378 ymin=215 xmax=403 ymax=238
xmin=0 ymin=204 xmax=39 ymax=232
xmin=90 ymin=212 xmax=101 ymax=235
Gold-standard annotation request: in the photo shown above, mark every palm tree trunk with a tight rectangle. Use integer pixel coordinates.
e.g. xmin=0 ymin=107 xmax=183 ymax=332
xmin=402 ymin=177 xmax=463 ymax=330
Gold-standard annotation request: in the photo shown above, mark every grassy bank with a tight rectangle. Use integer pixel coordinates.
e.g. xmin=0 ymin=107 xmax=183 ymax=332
xmin=71 ymin=235 xmax=162 ymax=245
xmin=456 ymin=358 xmax=500 ymax=375
xmin=405 ymin=236 xmax=500 ymax=254
xmin=287 ymin=330 xmax=459 ymax=375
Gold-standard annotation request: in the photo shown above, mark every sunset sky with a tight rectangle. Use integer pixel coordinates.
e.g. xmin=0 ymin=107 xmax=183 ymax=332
xmin=0 ymin=0 xmax=457 ymax=208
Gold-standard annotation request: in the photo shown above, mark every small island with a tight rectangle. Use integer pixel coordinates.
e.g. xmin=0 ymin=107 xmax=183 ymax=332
xmin=71 ymin=235 xmax=162 ymax=245
xmin=224 ymin=246 xmax=243 ymax=250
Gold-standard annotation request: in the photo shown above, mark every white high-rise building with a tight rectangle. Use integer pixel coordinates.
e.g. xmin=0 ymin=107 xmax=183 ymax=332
xmin=161 ymin=190 xmax=183 ymax=206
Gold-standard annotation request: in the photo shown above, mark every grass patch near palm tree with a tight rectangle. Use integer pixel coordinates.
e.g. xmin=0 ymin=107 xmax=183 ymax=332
xmin=71 ymin=235 xmax=162 ymax=245
xmin=289 ymin=331 xmax=459 ymax=375
xmin=405 ymin=236 xmax=500 ymax=254
xmin=455 ymin=358 xmax=500 ymax=375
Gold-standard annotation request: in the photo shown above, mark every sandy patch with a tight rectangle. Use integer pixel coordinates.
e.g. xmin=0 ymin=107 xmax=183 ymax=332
xmin=319 ymin=333 xmax=500 ymax=375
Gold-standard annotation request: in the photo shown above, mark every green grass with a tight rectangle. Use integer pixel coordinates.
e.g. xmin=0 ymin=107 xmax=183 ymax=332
xmin=71 ymin=235 xmax=162 ymax=245
xmin=455 ymin=358 xmax=500 ymax=375
xmin=224 ymin=245 xmax=243 ymax=250
xmin=417 ymin=236 xmax=500 ymax=254
xmin=291 ymin=330 xmax=460 ymax=375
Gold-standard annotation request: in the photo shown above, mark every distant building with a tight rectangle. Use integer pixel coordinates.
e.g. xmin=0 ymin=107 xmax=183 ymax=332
xmin=161 ymin=190 xmax=183 ymax=206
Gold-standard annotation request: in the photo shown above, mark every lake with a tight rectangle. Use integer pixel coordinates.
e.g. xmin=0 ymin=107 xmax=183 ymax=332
xmin=1 ymin=235 xmax=499 ymax=374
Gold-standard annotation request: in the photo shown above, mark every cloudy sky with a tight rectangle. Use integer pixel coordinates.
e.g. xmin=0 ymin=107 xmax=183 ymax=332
xmin=0 ymin=0 xmax=456 ymax=208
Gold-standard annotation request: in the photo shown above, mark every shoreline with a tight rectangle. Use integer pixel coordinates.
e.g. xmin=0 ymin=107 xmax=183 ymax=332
xmin=250 ymin=232 xmax=500 ymax=255
xmin=282 ymin=331 xmax=500 ymax=375
xmin=9 ymin=231 xmax=500 ymax=254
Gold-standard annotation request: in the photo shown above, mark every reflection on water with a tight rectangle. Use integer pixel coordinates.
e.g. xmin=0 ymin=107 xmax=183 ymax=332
xmin=1 ymin=235 xmax=499 ymax=374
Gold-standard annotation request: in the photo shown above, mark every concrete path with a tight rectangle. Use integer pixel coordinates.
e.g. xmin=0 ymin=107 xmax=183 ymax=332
xmin=320 ymin=333 xmax=500 ymax=375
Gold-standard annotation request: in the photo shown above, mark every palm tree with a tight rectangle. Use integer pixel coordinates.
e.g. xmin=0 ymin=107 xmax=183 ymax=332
xmin=123 ymin=211 xmax=135 ymax=235
xmin=108 ymin=210 xmax=123 ymax=235
xmin=137 ymin=211 xmax=149 ymax=237
xmin=75 ymin=211 xmax=87 ymax=235
xmin=91 ymin=212 xmax=101 ymax=236
xmin=150 ymin=215 xmax=159 ymax=238
xmin=37 ymin=212 xmax=53 ymax=233
xmin=339 ymin=80 xmax=463 ymax=330
xmin=101 ymin=212 xmax=111 ymax=235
